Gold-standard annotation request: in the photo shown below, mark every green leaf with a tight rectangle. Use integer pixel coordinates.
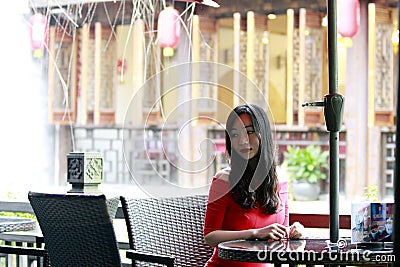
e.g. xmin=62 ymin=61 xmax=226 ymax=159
xmin=282 ymin=145 xmax=328 ymax=183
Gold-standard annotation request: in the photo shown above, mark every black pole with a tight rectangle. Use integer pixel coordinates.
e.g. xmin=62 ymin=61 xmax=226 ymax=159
xmin=326 ymin=0 xmax=339 ymax=243
xmin=303 ymin=0 xmax=343 ymax=244
xmin=393 ymin=0 xmax=400 ymax=265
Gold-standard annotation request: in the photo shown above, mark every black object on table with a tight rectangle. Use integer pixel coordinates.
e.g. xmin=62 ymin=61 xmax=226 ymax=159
xmin=218 ymin=238 xmax=394 ymax=266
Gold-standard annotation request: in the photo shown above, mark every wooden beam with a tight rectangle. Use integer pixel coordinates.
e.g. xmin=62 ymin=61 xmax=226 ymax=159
xmin=289 ymin=213 xmax=351 ymax=229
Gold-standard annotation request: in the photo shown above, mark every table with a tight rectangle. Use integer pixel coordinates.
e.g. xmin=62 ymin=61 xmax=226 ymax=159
xmin=0 ymin=218 xmax=43 ymax=267
xmin=218 ymin=238 xmax=394 ymax=266
xmin=0 ymin=217 xmax=37 ymax=233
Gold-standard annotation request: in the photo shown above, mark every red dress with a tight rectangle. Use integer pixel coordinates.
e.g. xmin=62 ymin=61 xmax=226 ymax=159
xmin=203 ymin=176 xmax=289 ymax=267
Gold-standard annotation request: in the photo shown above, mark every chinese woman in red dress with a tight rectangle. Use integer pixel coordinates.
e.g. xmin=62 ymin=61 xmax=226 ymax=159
xmin=204 ymin=104 xmax=304 ymax=267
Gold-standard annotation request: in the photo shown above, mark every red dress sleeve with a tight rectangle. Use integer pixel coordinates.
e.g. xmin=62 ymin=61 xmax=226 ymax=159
xmin=203 ymin=177 xmax=231 ymax=236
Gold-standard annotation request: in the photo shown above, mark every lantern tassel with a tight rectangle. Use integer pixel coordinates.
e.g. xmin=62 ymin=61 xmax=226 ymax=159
xmin=163 ymin=47 xmax=174 ymax=57
xmin=33 ymin=49 xmax=44 ymax=58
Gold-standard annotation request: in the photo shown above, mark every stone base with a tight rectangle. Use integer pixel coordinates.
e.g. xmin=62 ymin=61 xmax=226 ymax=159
xmin=68 ymin=183 xmax=102 ymax=194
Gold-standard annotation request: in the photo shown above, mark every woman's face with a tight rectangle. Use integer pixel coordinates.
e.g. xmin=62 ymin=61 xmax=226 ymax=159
xmin=229 ymin=113 xmax=260 ymax=160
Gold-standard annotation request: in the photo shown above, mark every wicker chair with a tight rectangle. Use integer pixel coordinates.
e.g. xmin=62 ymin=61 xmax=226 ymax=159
xmin=120 ymin=195 xmax=213 ymax=267
xmin=28 ymin=192 xmax=131 ymax=267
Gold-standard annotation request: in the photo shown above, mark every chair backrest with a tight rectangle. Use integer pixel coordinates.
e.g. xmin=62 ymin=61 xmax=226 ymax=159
xmin=120 ymin=195 xmax=213 ymax=267
xmin=28 ymin=191 xmax=122 ymax=267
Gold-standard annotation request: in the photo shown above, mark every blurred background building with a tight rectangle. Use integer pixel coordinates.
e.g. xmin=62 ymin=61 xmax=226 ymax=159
xmin=2 ymin=0 xmax=398 ymax=200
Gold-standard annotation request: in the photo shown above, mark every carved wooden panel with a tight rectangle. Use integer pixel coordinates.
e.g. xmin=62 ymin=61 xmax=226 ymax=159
xmin=293 ymin=28 xmax=300 ymax=113
xmin=292 ymin=26 xmax=323 ymax=123
xmin=143 ymin=35 xmax=160 ymax=113
xmin=239 ymin=30 xmax=248 ymax=100
xmin=87 ymin=38 xmax=95 ymax=112
xmin=49 ymin=26 xmax=77 ymax=125
xmin=238 ymin=29 xmax=268 ymax=105
xmin=304 ymin=28 xmax=323 ymax=103
xmin=77 ymin=25 xmax=116 ymax=124
xmin=374 ymin=22 xmax=394 ymax=125
xmin=52 ymin=42 xmax=74 ymax=111
xmin=253 ymin=29 xmax=268 ymax=108
xmin=374 ymin=23 xmax=393 ymax=112
xmin=100 ymin=39 xmax=116 ymax=110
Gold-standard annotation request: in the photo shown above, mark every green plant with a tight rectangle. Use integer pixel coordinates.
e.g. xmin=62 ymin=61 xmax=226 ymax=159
xmin=364 ymin=184 xmax=378 ymax=201
xmin=283 ymin=145 xmax=329 ymax=184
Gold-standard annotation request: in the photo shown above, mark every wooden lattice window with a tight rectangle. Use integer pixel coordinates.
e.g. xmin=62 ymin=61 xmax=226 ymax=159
xmin=48 ymin=26 xmax=77 ymax=125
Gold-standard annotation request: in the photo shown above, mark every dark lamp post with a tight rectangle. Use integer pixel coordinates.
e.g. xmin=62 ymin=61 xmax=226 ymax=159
xmin=302 ymin=0 xmax=344 ymax=244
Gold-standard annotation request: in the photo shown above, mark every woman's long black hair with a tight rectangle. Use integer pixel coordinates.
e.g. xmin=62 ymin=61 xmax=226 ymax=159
xmin=225 ymin=104 xmax=280 ymax=214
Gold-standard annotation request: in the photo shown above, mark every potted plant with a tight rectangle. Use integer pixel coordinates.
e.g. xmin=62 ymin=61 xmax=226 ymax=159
xmin=283 ymin=145 xmax=329 ymax=201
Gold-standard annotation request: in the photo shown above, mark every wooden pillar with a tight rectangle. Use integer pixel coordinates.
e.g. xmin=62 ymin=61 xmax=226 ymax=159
xmin=286 ymin=9 xmax=294 ymax=126
xmin=368 ymin=3 xmax=376 ymax=128
xmin=233 ymin=12 xmax=241 ymax=107
xmin=246 ymin=11 xmax=255 ymax=102
xmin=71 ymin=31 xmax=78 ymax=124
xmin=94 ymin=22 xmax=102 ymax=125
xmin=190 ymin=16 xmax=199 ymax=182
xmin=80 ymin=23 xmax=89 ymax=125
xmin=192 ymin=15 xmax=200 ymax=62
xmin=192 ymin=15 xmax=200 ymax=124
xmin=298 ymin=8 xmax=306 ymax=126
xmin=366 ymin=3 xmax=381 ymax=193
xmin=48 ymin=26 xmax=56 ymax=124
xmin=131 ymin=19 xmax=144 ymax=125
xmin=344 ymin=0 xmax=369 ymax=198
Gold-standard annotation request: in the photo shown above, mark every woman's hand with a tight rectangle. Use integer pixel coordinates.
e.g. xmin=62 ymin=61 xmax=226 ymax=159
xmin=288 ymin=221 xmax=304 ymax=239
xmin=253 ymin=223 xmax=288 ymax=240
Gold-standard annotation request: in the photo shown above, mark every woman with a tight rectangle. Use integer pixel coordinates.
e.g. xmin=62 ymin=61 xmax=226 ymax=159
xmin=204 ymin=104 xmax=304 ymax=266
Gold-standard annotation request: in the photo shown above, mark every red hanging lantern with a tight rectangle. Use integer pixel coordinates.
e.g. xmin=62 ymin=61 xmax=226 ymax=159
xmin=337 ymin=0 xmax=360 ymax=38
xmin=157 ymin=6 xmax=180 ymax=57
xmin=29 ymin=13 xmax=49 ymax=58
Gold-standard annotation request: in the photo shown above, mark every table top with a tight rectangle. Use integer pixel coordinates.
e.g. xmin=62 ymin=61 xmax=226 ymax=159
xmin=0 ymin=228 xmax=43 ymax=243
xmin=218 ymin=238 xmax=394 ymax=265
xmin=0 ymin=217 xmax=37 ymax=233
